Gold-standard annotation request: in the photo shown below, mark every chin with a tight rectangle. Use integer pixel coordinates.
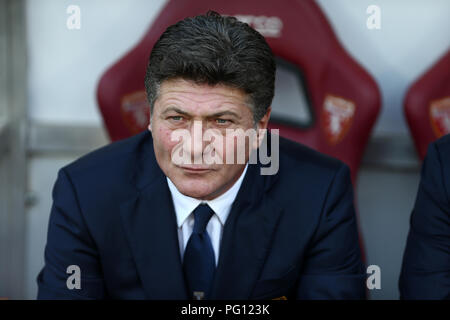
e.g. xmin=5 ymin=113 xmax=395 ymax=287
xmin=176 ymin=183 xmax=215 ymax=200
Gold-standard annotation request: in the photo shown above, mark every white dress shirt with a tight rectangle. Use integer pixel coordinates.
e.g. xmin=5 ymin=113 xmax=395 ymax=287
xmin=166 ymin=164 xmax=248 ymax=266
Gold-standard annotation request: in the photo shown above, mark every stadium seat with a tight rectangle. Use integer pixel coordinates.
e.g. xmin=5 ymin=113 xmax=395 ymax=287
xmin=404 ymin=50 xmax=450 ymax=159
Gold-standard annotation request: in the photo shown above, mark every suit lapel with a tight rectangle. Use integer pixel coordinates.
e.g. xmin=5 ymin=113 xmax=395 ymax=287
xmin=210 ymin=161 xmax=283 ymax=299
xmin=120 ymin=133 xmax=188 ymax=299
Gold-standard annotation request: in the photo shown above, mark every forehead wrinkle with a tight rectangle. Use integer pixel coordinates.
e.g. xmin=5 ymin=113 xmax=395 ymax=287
xmin=160 ymin=89 xmax=245 ymax=106
xmin=160 ymin=79 xmax=247 ymax=103
xmin=159 ymin=92 xmax=248 ymax=116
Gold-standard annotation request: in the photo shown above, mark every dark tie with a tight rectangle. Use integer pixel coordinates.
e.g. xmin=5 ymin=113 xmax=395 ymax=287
xmin=183 ymin=203 xmax=215 ymax=300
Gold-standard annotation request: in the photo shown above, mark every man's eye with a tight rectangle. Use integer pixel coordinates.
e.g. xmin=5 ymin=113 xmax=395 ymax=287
xmin=216 ymin=119 xmax=230 ymax=124
xmin=170 ymin=116 xmax=183 ymax=121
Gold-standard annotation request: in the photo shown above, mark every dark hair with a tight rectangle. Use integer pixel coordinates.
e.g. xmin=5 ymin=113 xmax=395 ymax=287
xmin=145 ymin=11 xmax=275 ymax=122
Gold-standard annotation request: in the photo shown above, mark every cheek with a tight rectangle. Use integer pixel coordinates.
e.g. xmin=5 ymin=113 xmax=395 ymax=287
xmin=154 ymin=126 xmax=179 ymax=155
xmin=222 ymin=135 xmax=251 ymax=162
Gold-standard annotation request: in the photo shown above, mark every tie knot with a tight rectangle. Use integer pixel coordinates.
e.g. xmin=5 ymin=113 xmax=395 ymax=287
xmin=192 ymin=203 xmax=214 ymax=234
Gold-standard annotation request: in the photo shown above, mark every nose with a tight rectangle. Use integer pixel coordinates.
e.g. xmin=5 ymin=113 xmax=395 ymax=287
xmin=190 ymin=120 xmax=206 ymax=165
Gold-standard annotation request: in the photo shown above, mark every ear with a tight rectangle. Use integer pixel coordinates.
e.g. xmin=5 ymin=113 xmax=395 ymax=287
xmin=148 ymin=108 xmax=153 ymax=132
xmin=148 ymin=118 xmax=153 ymax=132
xmin=253 ymin=107 xmax=271 ymax=149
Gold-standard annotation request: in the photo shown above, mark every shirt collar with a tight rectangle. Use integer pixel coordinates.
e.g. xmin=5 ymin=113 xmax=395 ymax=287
xmin=167 ymin=164 xmax=248 ymax=228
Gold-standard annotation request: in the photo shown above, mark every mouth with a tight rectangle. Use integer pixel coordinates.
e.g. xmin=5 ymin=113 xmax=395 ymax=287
xmin=178 ymin=165 xmax=212 ymax=173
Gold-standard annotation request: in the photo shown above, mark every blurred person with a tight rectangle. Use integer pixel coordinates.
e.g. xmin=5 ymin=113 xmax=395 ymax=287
xmin=37 ymin=11 xmax=365 ymax=300
xmin=399 ymin=133 xmax=450 ymax=299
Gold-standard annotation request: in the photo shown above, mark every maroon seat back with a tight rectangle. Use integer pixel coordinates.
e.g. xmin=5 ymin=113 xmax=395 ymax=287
xmin=404 ymin=50 xmax=450 ymax=159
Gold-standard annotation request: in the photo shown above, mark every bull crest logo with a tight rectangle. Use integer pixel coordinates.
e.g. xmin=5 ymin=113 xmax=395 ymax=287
xmin=121 ymin=91 xmax=150 ymax=134
xmin=322 ymin=94 xmax=356 ymax=145
xmin=429 ymin=97 xmax=450 ymax=138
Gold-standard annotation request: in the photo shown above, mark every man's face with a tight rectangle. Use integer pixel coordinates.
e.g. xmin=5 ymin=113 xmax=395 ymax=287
xmin=149 ymin=78 xmax=270 ymax=200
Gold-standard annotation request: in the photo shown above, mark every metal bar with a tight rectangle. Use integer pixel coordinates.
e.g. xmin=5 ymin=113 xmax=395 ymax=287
xmin=0 ymin=0 xmax=27 ymax=299
xmin=0 ymin=120 xmax=10 ymax=155
xmin=28 ymin=122 xmax=109 ymax=155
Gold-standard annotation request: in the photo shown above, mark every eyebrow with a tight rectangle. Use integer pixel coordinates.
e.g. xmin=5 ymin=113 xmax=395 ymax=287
xmin=161 ymin=106 xmax=190 ymax=116
xmin=161 ymin=106 xmax=241 ymax=119
xmin=209 ymin=110 xmax=241 ymax=119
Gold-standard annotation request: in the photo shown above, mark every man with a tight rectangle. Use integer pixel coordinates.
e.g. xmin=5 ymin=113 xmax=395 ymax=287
xmin=37 ymin=11 xmax=366 ymax=299
xmin=399 ymin=134 xmax=450 ymax=299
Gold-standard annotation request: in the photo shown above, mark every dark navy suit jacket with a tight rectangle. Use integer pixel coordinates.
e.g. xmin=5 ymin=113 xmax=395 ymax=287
xmin=399 ymin=134 xmax=450 ymax=299
xmin=37 ymin=131 xmax=366 ymax=299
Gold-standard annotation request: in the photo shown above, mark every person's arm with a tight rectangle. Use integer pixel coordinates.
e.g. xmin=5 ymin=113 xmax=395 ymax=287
xmin=37 ymin=168 xmax=106 ymax=299
xmin=297 ymin=164 xmax=366 ymax=299
xmin=399 ymin=142 xmax=450 ymax=300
